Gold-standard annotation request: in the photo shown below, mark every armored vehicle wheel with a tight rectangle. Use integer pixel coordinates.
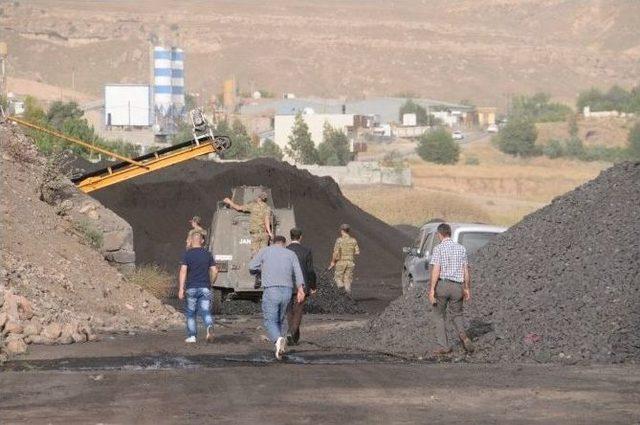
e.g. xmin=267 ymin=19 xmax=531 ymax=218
xmin=212 ymin=288 xmax=226 ymax=314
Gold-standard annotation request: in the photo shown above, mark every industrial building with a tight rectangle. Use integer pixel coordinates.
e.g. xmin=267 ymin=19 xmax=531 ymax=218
xmin=104 ymin=84 xmax=151 ymax=128
xmin=153 ymin=46 xmax=185 ymax=134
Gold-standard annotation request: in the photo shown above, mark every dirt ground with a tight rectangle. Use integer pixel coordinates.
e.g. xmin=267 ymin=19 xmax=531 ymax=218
xmin=1 ymin=315 xmax=639 ymax=425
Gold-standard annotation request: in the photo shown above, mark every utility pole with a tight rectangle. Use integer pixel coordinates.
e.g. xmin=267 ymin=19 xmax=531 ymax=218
xmin=0 ymin=42 xmax=7 ymax=100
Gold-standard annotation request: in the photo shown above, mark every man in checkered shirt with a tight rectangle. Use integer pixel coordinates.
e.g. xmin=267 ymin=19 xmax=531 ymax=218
xmin=428 ymin=223 xmax=475 ymax=355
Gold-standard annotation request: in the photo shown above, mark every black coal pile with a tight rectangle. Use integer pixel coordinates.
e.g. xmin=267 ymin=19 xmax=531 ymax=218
xmin=305 ymin=271 xmax=363 ymax=314
xmin=321 ymin=162 xmax=640 ymax=363
xmin=470 ymin=161 xmax=640 ymax=363
xmin=86 ymin=158 xmax=408 ymax=314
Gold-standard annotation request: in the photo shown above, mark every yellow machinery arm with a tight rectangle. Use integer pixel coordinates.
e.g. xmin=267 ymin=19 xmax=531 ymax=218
xmin=5 ymin=110 xmax=231 ymax=193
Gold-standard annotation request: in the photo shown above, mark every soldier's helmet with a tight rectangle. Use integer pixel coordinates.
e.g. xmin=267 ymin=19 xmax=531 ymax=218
xmin=257 ymin=192 xmax=268 ymax=201
xmin=340 ymin=223 xmax=350 ymax=232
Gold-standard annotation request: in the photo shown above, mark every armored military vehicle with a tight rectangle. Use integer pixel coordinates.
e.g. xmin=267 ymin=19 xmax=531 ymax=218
xmin=208 ymin=185 xmax=296 ymax=312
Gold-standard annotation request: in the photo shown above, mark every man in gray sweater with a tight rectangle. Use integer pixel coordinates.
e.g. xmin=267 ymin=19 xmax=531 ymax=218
xmin=249 ymin=235 xmax=306 ymax=360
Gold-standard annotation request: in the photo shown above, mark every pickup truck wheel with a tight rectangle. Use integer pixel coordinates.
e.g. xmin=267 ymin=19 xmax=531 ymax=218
xmin=401 ymin=271 xmax=413 ymax=295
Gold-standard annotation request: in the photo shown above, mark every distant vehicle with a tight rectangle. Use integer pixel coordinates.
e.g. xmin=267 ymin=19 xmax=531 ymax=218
xmin=209 ymin=186 xmax=296 ymax=312
xmin=452 ymin=131 xmax=464 ymax=140
xmin=487 ymin=124 xmax=499 ymax=133
xmin=401 ymin=221 xmax=507 ymax=294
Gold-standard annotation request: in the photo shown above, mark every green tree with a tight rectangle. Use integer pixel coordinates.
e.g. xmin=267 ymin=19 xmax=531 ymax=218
xmin=543 ymin=139 xmax=565 ymax=159
xmin=496 ymin=117 xmax=539 ymax=157
xmin=23 ymin=96 xmax=46 ymax=123
xmin=416 ymin=128 xmax=460 ymax=164
xmin=565 ymin=136 xmax=585 ymax=158
xmin=218 ymin=119 xmax=255 ymax=159
xmin=577 ymin=85 xmax=640 ymax=113
xmin=510 ymin=92 xmax=572 ymax=122
xmin=285 ymin=113 xmax=318 ymax=164
xmin=628 ymin=121 xmax=640 ymax=160
xmin=255 ymin=139 xmax=283 ymax=160
xmin=568 ymin=113 xmax=579 ymax=137
xmin=46 ymin=101 xmax=83 ymax=129
xmin=398 ymin=99 xmax=439 ymax=126
xmin=317 ymin=123 xmax=350 ymax=165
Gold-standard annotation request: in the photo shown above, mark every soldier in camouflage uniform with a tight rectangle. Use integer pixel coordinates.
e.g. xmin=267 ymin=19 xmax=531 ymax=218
xmin=186 ymin=216 xmax=207 ymax=249
xmin=223 ymin=192 xmax=273 ymax=255
xmin=329 ymin=223 xmax=360 ymax=294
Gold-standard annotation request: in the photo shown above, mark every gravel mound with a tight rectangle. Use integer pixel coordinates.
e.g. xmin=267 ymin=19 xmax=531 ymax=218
xmin=305 ymin=272 xmax=363 ymax=314
xmin=321 ymin=162 xmax=640 ymax=363
xmin=471 ymin=161 xmax=640 ymax=363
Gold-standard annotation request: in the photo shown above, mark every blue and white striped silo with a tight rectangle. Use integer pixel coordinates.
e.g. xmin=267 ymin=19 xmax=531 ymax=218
xmin=170 ymin=48 xmax=185 ymax=108
xmin=153 ymin=46 xmax=173 ymax=114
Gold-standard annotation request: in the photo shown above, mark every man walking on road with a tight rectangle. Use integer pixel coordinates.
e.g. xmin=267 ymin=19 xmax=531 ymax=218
xmin=428 ymin=223 xmax=474 ymax=355
xmin=286 ymin=227 xmax=317 ymax=345
xmin=223 ymin=192 xmax=273 ymax=255
xmin=249 ymin=235 xmax=306 ymax=360
xmin=329 ymin=224 xmax=359 ymax=294
xmin=179 ymin=231 xmax=218 ymax=344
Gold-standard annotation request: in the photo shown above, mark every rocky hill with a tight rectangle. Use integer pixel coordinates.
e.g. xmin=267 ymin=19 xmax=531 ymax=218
xmin=2 ymin=0 xmax=639 ymax=105
xmin=0 ymin=122 xmax=181 ymax=361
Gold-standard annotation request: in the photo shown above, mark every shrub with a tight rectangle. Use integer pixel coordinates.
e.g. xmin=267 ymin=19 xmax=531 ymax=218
xmin=255 ymin=138 xmax=283 ymax=160
xmin=496 ymin=117 xmax=539 ymax=157
xmin=629 ymin=121 xmax=640 ymax=160
xmin=577 ymin=85 xmax=640 ymax=113
xmin=74 ymin=219 xmax=103 ymax=249
xmin=317 ymin=123 xmax=350 ymax=165
xmin=379 ymin=150 xmax=406 ymax=170
xmin=564 ymin=136 xmax=585 ymax=158
xmin=127 ymin=265 xmax=175 ymax=299
xmin=416 ymin=128 xmax=460 ymax=164
xmin=511 ymin=92 xmax=572 ymax=123
xmin=582 ymin=145 xmax=628 ymax=162
xmin=543 ymin=139 xmax=565 ymax=159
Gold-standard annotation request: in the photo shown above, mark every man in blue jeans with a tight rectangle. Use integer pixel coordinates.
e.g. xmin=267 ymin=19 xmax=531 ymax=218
xmin=178 ymin=231 xmax=218 ymax=344
xmin=249 ymin=235 xmax=305 ymax=360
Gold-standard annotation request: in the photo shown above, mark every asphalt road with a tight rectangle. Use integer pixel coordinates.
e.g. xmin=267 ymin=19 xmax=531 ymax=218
xmin=2 ymin=362 xmax=639 ymax=424
xmin=1 ymin=317 xmax=639 ymax=424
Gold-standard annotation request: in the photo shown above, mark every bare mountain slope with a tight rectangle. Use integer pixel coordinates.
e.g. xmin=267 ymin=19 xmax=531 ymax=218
xmin=1 ymin=0 xmax=638 ymax=105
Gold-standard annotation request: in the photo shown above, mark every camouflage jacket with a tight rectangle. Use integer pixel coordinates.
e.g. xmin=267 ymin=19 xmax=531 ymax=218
xmin=333 ymin=235 xmax=360 ymax=262
xmin=246 ymin=201 xmax=271 ymax=234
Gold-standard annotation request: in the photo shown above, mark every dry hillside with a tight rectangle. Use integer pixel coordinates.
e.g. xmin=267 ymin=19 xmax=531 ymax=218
xmin=1 ymin=0 xmax=639 ymax=105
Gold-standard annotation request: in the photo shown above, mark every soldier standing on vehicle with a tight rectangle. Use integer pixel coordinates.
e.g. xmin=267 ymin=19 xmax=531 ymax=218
xmin=328 ymin=223 xmax=360 ymax=294
xmin=185 ymin=216 xmax=207 ymax=249
xmin=427 ymin=223 xmax=475 ymax=356
xmin=223 ymin=192 xmax=273 ymax=255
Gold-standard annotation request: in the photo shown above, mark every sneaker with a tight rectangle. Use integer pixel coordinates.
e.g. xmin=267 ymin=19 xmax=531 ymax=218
xmin=206 ymin=326 xmax=214 ymax=343
xmin=275 ymin=337 xmax=284 ymax=360
xmin=280 ymin=335 xmax=288 ymax=357
xmin=185 ymin=336 xmax=196 ymax=344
